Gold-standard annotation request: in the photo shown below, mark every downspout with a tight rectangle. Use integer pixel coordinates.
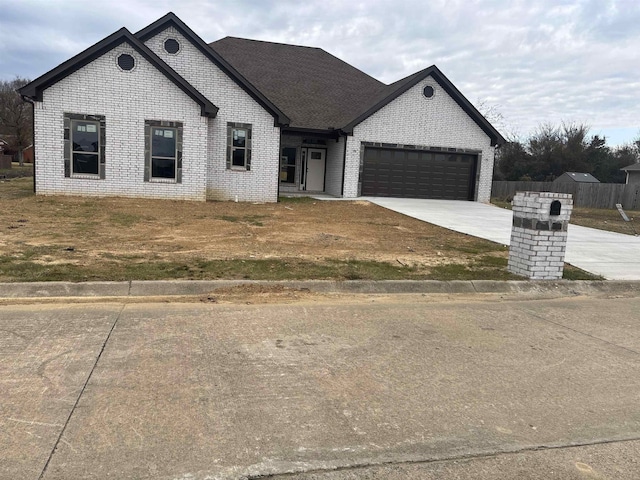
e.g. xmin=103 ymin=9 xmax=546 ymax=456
xmin=21 ymin=95 xmax=36 ymax=193
xmin=340 ymin=134 xmax=347 ymax=197
xmin=277 ymin=128 xmax=282 ymax=201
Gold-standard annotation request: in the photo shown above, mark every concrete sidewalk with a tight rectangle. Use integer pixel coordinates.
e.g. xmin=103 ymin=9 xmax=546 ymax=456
xmin=363 ymin=197 xmax=640 ymax=280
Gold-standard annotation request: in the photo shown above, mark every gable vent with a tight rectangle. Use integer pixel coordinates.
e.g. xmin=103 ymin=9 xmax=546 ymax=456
xmin=164 ymin=38 xmax=180 ymax=54
xmin=117 ymin=53 xmax=135 ymax=71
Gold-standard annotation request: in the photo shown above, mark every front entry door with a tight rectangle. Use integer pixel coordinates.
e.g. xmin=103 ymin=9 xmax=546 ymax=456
xmin=305 ymin=148 xmax=326 ymax=191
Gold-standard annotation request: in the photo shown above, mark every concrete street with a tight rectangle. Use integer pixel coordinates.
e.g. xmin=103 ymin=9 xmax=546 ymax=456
xmin=2 ymin=292 xmax=640 ymax=479
xmin=362 ymin=197 xmax=640 ymax=280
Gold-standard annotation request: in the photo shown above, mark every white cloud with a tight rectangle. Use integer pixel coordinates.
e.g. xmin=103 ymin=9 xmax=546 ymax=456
xmin=2 ymin=0 xmax=639 ymax=143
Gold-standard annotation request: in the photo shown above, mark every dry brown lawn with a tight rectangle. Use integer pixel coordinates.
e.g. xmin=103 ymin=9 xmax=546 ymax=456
xmin=0 ymin=178 xmax=595 ymax=282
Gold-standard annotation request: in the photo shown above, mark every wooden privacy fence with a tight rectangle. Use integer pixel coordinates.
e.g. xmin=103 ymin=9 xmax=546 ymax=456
xmin=492 ymin=181 xmax=640 ymax=210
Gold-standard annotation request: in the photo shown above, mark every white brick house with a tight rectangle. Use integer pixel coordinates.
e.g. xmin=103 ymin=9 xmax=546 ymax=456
xmin=20 ymin=13 xmax=504 ymax=203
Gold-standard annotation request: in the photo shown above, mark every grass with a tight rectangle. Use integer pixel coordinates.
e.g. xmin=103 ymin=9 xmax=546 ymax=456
xmin=217 ymin=214 xmax=266 ymax=226
xmin=492 ymin=198 xmax=639 ymax=236
xmin=0 ymin=256 xmax=427 ymax=282
xmin=0 ymin=162 xmax=34 ymax=179
xmin=278 ymin=195 xmax=318 ymax=204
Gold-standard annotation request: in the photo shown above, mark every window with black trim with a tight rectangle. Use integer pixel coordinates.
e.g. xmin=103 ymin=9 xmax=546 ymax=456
xmin=226 ymin=122 xmax=252 ymax=171
xmin=144 ymin=120 xmax=183 ymax=183
xmin=64 ymin=113 xmax=105 ymax=179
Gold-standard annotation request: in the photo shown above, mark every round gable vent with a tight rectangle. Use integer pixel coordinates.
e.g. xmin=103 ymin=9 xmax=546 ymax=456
xmin=117 ymin=53 xmax=135 ymax=71
xmin=423 ymin=85 xmax=434 ymax=98
xmin=164 ymin=38 xmax=180 ymax=54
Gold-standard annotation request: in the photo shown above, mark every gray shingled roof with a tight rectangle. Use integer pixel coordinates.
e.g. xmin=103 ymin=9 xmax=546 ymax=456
xmin=557 ymin=172 xmax=601 ymax=183
xmin=209 ymin=37 xmax=388 ymax=130
xmin=209 ymin=37 xmax=505 ymax=146
xmin=622 ymin=163 xmax=640 ymax=171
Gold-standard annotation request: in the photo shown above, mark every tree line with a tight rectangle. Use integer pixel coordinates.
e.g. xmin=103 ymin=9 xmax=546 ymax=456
xmin=494 ymin=123 xmax=639 ymax=183
xmin=0 ymin=77 xmax=32 ymax=166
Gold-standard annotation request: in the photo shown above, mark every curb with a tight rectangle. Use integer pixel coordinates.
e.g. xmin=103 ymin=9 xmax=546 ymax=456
xmin=0 ymin=280 xmax=639 ymax=299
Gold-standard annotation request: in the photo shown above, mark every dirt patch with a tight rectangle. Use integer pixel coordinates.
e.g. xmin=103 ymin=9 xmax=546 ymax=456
xmin=0 ymin=178 xmax=598 ymax=281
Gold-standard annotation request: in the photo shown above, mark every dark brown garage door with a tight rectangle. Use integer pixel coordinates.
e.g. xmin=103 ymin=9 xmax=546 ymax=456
xmin=361 ymin=147 xmax=477 ymax=200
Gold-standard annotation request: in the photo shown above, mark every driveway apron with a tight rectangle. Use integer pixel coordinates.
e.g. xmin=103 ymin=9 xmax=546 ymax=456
xmin=363 ymin=197 xmax=640 ymax=280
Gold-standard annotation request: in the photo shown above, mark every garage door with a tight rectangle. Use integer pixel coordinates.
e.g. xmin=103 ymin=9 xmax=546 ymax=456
xmin=361 ymin=147 xmax=477 ymax=200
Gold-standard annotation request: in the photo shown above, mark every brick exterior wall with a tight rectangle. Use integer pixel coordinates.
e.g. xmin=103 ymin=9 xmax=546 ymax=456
xmin=325 ymin=137 xmax=345 ymax=197
xmin=343 ymin=76 xmax=495 ymax=202
xmin=34 ymin=42 xmax=208 ymax=200
xmin=144 ymin=27 xmax=280 ymax=202
xmin=507 ymin=192 xmax=573 ymax=280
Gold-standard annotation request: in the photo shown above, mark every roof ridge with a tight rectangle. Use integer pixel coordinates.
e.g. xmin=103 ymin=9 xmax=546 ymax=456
xmin=212 ymin=36 xmax=322 ymax=51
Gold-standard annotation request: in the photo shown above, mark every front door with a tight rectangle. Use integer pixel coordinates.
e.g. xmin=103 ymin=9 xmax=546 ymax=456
xmin=305 ymin=148 xmax=326 ymax=191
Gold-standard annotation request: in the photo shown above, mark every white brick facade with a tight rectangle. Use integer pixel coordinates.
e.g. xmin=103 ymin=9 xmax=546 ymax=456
xmin=144 ymin=27 xmax=280 ymax=202
xmin=343 ymin=76 xmax=495 ymax=201
xmin=35 ymin=42 xmax=208 ymax=200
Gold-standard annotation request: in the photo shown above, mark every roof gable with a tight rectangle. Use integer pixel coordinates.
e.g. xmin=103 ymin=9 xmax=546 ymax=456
xmin=19 ymin=28 xmax=218 ymax=117
xmin=342 ymin=66 xmax=506 ymax=146
xmin=555 ymin=172 xmax=600 ymax=183
xmin=136 ymin=13 xmax=289 ymax=126
xmin=210 ymin=37 xmax=386 ymax=131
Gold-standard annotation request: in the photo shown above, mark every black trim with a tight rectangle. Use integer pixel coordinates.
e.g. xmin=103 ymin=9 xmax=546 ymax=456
xmin=18 ymin=27 xmax=218 ymax=118
xmin=136 ymin=12 xmax=290 ymax=126
xmin=340 ymin=136 xmax=347 ymax=197
xmin=282 ymin=126 xmax=340 ymax=139
xmin=341 ymin=65 xmax=506 ymax=147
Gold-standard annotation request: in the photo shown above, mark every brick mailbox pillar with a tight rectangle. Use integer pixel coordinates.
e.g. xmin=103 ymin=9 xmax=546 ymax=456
xmin=508 ymin=192 xmax=573 ymax=280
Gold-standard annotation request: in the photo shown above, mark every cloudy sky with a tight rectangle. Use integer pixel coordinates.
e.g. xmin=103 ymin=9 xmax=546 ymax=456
xmin=2 ymin=0 xmax=639 ymax=145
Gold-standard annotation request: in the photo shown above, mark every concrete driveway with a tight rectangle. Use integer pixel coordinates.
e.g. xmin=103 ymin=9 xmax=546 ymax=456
xmin=364 ymin=197 xmax=640 ymax=280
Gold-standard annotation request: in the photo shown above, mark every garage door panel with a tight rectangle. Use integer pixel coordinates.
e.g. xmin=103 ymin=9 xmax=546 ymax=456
xmin=362 ymin=147 xmax=476 ymax=200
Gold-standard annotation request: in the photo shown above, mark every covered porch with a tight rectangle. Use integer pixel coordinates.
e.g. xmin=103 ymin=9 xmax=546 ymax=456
xmin=279 ymin=130 xmax=346 ymax=197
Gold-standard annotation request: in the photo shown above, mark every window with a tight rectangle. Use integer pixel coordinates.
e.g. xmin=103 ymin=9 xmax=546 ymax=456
xmin=144 ymin=120 xmax=183 ymax=183
xmin=226 ymin=122 xmax=252 ymax=171
xmin=71 ymin=120 xmax=100 ymax=175
xmin=280 ymin=147 xmax=296 ymax=183
xmin=151 ymin=127 xmax=177 ymax=179
xmin=64 ymin=113 xmax=105 ymax=179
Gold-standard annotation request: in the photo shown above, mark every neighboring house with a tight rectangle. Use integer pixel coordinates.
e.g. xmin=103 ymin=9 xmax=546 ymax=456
xmin=19 ymin=12 xmax=504 ymax=203
xmin=22 ymin=145 xmax=34 ymax=164
xmin=621 ymin=163 xmax=640 ymax=186
xmin=552 ymin=172 xmax=600 ymax=185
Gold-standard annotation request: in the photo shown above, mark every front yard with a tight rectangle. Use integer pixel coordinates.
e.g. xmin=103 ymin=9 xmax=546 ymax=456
xmin=0 ymin=178 xmax=596 ymax=282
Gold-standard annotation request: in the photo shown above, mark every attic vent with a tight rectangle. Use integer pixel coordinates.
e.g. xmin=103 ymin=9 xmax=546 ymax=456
xmin=164 ymin=38 xmax=180 ymax=54
xmin=423 ymin=85 xmax=434 ymax=98
xmin=117 ymin=54 xmax=135 ymax=71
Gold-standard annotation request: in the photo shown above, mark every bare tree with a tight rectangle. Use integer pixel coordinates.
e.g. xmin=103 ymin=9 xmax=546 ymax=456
xmin=0 ymin=77 xmax=32 ymax=166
